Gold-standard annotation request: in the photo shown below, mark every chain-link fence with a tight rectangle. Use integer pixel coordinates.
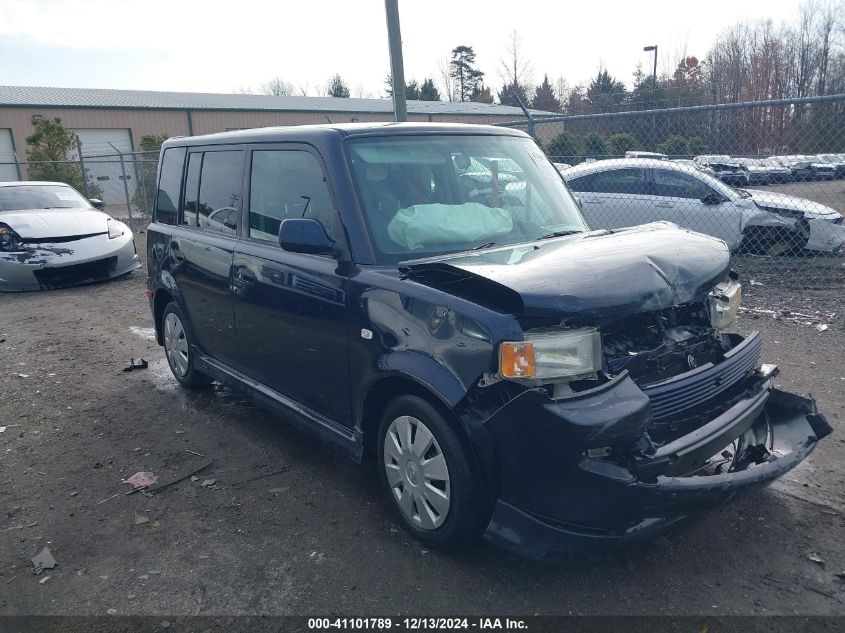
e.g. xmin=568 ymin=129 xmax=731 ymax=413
xmin=1 ymin=149 xmax=160 ymax=233
xmin=498 ymin=94 xmax=845 ymax=321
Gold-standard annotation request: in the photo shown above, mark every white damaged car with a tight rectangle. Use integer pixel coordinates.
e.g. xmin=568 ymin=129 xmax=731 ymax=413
xmin=562 ymin=159 xmax=845 ymax=255
xmin=0 ymin=181 xmax=141 ymax=292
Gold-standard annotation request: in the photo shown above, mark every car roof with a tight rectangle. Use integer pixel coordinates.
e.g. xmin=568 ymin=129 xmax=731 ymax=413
xmin=560 ymin=157 xmax=690 ymax=178
xmin=0 ymin=181 xmax=74 ymax=188
xmin=163 ymin=122 xmax=529 ymax=148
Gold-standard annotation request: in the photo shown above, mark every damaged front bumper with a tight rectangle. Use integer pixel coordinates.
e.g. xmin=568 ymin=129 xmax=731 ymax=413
xmin=480 ymin=339 xmax=831 ymax=561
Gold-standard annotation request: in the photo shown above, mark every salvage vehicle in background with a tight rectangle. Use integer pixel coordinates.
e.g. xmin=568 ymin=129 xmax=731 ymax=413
xmin=733 ymin=158 xmax=771 ymax=185
xmin=0 ymin=181 xmax=141 ymax=291
xmin=146 ymin=124 xmax=830 ymax=560
xmin=694 ymin=155 xmax=750 ymax=186
xmin=562 ymin=158 xmax=845 ymax=255
xmin=816 ymin=153 xmax=845 ymax=179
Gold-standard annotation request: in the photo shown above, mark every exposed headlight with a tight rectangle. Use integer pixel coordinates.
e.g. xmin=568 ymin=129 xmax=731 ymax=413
xmin=0 ymin=223 xmax=23 ymax=252
xmin=499 ymin=327 xmax=601 ymax=383
xmin=107 ymin=218 xmax=126 ymax=239
xmin=708 ymin=279 xmax=742 ymax=329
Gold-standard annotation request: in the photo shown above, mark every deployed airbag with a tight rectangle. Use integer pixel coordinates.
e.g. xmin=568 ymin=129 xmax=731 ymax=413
xmin=387 ymin=203 xmax=513 ymax=250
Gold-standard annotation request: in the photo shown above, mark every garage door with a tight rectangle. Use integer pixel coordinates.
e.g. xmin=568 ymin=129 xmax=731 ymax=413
xmin=70 ymin=129 xmax=135 ymax=205
xmin=0 ymin=129 xmax=19 ymax=182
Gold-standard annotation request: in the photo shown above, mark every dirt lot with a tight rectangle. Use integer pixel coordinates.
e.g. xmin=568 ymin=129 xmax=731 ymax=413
xmin=1 ymin=231 xmax=844 ymax=616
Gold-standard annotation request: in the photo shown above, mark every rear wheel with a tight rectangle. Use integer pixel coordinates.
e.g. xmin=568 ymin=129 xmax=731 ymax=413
xmin=377 ymin=395 xmax=489 ymax=549
xmin=161 ymin=301 xmax=210 ymax=388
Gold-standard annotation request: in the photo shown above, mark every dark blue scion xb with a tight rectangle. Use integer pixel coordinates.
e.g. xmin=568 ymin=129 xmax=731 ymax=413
xmin=147 ymin=123 xmax=830 ymax=561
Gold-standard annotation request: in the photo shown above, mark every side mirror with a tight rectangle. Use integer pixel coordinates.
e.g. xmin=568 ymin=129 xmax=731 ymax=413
xmin=701 ymin=193 xmax=725 ymax=205
xmin=278 ymin=218 xmax=335 ymax=255
xmin=89 ymin=198 xmax=104 ymax=209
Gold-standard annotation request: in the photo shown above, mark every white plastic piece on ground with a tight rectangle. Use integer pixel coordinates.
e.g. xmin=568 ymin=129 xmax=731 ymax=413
xmin=387 ymin=202 xmax=513 ymax=251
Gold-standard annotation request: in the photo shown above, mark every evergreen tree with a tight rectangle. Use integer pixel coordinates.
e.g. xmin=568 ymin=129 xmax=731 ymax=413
xmin=449 ymin=46 xmax=485 ymax=102
xmin=585 ymin=68 xmax=628 ymax=112
xmin=497 ymin=81 xmax=529 ymax=108
xmin=418 ymin=78 xmax=441 ymax=101
xmin=326 ymin=74 xmax=350 ymax=98
xmin=530 ymin=74 xmax=562 ymax=112
xmin=469 ymin=84 xmax=494 ymax=103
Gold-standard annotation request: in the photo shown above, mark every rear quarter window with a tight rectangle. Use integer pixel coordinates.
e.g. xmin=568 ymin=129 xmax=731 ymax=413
xmin=155 ymin=147 xmax=186 ymax=225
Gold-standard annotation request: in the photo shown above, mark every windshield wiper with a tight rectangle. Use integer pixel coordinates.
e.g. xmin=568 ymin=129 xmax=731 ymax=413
xmin=734 ymin=188 xmax=752 ymax=198
xmin=536 ymin=230 xmax=582 ymax=240
xmin=469 ymin=241 xmax=496 ymax=250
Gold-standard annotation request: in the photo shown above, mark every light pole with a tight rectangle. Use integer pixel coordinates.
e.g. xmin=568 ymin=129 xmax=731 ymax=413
xmin=385 ymin=0 xmax=407 ymax=122
xmin=643 ymin=45 xmax=658 ymax=148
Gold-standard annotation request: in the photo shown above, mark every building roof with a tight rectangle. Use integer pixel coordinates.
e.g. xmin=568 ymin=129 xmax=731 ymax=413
xmin=0 ymin=85 xmax=549 ymax=117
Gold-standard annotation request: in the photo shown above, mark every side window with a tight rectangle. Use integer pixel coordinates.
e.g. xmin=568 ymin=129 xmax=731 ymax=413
xmin=155 ymin=147 xmax=186 ymax=225
xmin=181 ymin=152 xmax=202 ymax=227
xmin=652 ymin=169 xmax=713 ymax=199
xmin=248 ymin=150 xmax=335 ymax=243
xmin=198 ymin=151 xmax=243 ymax=235
xmin=565 ymin=174 xmax=591 ymax=192
xmin=588 ymin=168 xmax=649 ymax=195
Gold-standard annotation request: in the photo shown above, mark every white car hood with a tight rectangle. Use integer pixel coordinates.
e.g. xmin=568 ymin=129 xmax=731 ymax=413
xmin=0 ymin=208 xmax=110 ymax=239
xmin=745 ymin=189 xmax=842 ymax=221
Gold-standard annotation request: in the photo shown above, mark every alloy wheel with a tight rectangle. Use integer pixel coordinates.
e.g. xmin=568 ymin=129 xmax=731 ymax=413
xmin=163 ymin=312 xmax=189 ymax=378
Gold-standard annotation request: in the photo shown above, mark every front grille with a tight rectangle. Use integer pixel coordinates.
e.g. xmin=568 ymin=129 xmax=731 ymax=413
xmin=33 ymin=256 xmax=117 ymax=289
xmin=641 ymin=331 xmax=762 ymax=420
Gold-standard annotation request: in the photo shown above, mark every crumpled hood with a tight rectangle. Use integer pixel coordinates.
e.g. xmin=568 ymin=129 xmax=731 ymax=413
xmin=400 ymin=222 xmax=731 ymax=319
xmin=746 ymin=189 xmax=842 ymax=221
xmin=0 ymin=208 xmax=110 ymax=239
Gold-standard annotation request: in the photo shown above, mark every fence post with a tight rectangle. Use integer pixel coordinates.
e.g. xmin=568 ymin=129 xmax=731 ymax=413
xmin=109 ymin=142 xmax=133 ymax=225
xmin=13 ymin=151 xmax=22 ymax=180
xmin=75 ymin=135 xmax=90 ymax=198
xmin=514 ymin=93 xmax=535 ymax=138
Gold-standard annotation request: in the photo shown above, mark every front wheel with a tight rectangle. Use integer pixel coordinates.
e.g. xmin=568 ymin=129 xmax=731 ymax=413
xmin=377 ymin=395 xmax=490 ymax=549
xmin=161 ymin=301 xmax=210 ymax=389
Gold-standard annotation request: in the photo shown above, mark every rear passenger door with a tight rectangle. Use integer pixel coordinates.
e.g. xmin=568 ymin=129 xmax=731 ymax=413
xmin=232 ymin=146 xmax=351 ymax=426
xmin=171 ymin=148 xmax=243 ymax=366
xmin=566 ymin=167 xmax=654 ymax=229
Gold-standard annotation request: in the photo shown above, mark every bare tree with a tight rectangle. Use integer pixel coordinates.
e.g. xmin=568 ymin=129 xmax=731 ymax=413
xmin=499 ymin=30 xmax=533 ymax=91
xmin=233 ymin=86 xmax=254 ymax=95
xmin=437 ymin=58 xmax=456 ymax=102
xmin=261 ymin=76 xmax=295 ymax=96
xmin=297 ymin=82 xmax=310 ymax=97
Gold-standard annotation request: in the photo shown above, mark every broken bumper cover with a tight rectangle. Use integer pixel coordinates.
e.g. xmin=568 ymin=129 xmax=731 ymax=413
xmin=0 ymin=233 xmax=141 ymax=292
xmin=481 ymin=358 xmax=831 ymax=561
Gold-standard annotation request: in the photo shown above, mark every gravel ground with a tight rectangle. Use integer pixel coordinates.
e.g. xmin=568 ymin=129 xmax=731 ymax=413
xmin=1 ymin=231 xmax=844 ymax=616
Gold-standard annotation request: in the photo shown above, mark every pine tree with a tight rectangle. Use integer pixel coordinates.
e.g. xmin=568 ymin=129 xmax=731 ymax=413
xmin=449 ymin=46 xmax=485 ymax=102
xmin=530 ymin=74 xmax=561 ymax=112
xmin=469 ymin=85 xmax=494 ymax=103
xmin=419 ymin=78 xmax=441 ymax=101
xmin=326 ymin=74 xmax=350 ymax=98
xmin=497 ymin=81 xmax=529 ymax=108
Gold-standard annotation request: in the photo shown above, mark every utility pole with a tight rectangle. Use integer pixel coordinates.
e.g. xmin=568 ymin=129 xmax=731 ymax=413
xmin=643 ymin=45 xmax=658 ymax=149
xmin=75 ymin=135 xmax=90 ymax=198
xmin=384 ymin=0 xmax=407 ymax=122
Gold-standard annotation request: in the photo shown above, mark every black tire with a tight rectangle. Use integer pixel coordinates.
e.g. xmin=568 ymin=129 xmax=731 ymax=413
xmin=161 ymin=301 xmax=211 ymax=389
xmin=377 ymin=394 xmax=490 ymax=549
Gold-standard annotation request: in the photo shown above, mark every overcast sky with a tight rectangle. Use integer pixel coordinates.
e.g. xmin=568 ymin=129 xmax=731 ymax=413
xmin=0 ymin=0 xmax=802 ymax=98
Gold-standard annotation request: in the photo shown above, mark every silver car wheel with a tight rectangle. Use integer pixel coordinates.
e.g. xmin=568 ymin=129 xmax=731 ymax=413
xmin=163 ymin=312 xmax=189 ymax=378
xmin=383 ymin=415 xmax=451 ymax=530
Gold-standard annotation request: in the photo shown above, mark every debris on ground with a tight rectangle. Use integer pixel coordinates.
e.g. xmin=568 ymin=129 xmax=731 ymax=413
xmin=816 ymin=323 xmax=829 ymax=332
xmin=739 ymin=306 xmax=838 ymax=329
xmin=39 ymin=576 xmax=51 ymax=584
xmin=133 ymin=514 xmax=150 ymax=525
xmin=107 ymin=609 xmax=117 ymax=615
xmin=0 ymin=426 xmax=6 ymax=433
xmin=807 ymin=552 xmax=826 ymax=568
xmin=201 ymin=479 xmax=217 ymax=488
xmin=123 ymin=472 xmax=158 ymax=490
xmin=129 ymin=461 xmax=212 ymax=496
xmin=31 ymin=547 xmax=57 ymax=575
xmin=4 ymin=576 xmax=16 ymax=584
xmin=14 ymin=373 xmax=28 ymax=378
xmin=122 ymin=358 xmax=149 ymax=372
xmin=834 ymin=571 xmax=845 ymax=581
xmin=269 ymin=486 xmax=290 ymax=494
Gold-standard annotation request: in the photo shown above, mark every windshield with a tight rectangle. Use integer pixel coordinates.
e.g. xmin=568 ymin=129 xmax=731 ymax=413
xmin=347 ymin=135 xmax=588 ymax=262
xmin=0 ymin=184 xmax=90 ymax=211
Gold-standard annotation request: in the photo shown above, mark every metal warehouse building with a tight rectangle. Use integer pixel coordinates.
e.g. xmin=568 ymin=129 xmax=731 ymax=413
xmin=0 ymin=85 xmax=536 ymax=181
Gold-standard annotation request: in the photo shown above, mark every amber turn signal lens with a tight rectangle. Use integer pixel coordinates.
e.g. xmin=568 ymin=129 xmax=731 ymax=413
xmin=499 ymin=341 xmax=536 ymax=378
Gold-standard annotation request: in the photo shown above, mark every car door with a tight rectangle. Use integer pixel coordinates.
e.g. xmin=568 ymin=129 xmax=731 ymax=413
xmin=232 ymin=146 xmax=351 ymax=426
xmin=649 ymin=167 xmax=745 ymax=248
xmin=566 ymin=167 xmax=654 ymax=230
xmin=170 ymin=148 xmax=243 ymax=366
